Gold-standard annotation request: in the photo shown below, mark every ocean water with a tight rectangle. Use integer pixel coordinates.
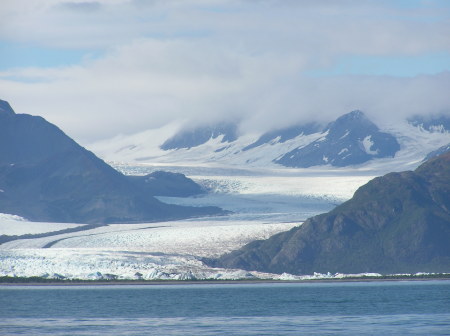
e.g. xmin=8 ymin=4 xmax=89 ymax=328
xmin=1 ymin=280 xmax=449 ymax=335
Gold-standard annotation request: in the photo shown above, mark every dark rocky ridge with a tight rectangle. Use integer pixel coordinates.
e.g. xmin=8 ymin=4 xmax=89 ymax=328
xmin=126 ymin=171 xmax=204 ymax=197
xmin=0 ymin=99 xmax=223 ymax=224
xmin=209 ymin=152 xmax=450 ymax=275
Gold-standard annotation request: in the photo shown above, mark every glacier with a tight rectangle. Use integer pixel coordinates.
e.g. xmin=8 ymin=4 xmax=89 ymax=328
xmin=0 ymin=167 xmax=378 ymax=280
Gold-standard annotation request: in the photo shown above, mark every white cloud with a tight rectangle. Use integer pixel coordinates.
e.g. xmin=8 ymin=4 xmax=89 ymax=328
xmin=0 ymin=0 xmax=449 ymax=142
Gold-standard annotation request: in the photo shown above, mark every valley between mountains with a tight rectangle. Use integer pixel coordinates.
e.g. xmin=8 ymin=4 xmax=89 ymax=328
xmin=1 ymin=99 xmax=450 ymax=281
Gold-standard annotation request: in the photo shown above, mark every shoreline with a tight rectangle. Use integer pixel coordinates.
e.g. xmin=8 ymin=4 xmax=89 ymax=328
xmin=2 ymin=274 xmax=450 ymax=286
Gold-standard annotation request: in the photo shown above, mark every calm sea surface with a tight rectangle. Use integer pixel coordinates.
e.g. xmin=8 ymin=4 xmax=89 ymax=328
xmin=1 ymin=280 xmax=450 ymax=335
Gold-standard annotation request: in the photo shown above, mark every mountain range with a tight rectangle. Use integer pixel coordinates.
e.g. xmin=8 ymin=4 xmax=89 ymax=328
xmin=207 ymin=151 xmax=450 ymax=275
xmin=91 ymin=110 xmax=450 ymax=171
xmin=160 ymin=110 xmax=399 ymax=168
xmin=0 ymin=99 xmax=222 ymax=224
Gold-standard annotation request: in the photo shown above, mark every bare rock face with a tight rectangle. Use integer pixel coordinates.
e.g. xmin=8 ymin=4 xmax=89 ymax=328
xmin=210 ymin=152 xmax=450 ymax=275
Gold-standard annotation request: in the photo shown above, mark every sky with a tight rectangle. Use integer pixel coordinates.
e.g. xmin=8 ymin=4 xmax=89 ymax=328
xmin=0 ymin=0 xmax=450 ymax=143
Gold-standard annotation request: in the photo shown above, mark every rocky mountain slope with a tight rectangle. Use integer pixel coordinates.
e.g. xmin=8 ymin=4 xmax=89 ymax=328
xmin=208 ymin=152 xmax=450 ymax=275
xmin=0 ymin=99 xmax=222 ymax=224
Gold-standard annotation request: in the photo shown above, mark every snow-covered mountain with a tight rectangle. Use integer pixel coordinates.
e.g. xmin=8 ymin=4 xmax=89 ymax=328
xmin=90 ymin=110 xmax=450 ymax=172
xmin=275 ymin=110 xmax=400 ymax=167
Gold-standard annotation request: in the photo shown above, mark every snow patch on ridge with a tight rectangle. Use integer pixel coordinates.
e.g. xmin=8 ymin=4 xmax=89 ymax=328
xmin=361 ymin=136 xmax=379 ymax=155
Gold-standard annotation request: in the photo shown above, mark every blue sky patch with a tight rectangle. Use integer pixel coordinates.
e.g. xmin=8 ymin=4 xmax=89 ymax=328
xmin=305 ymin=53 xmax=450 ymax=78
xmin=0 ymin=41 xmax=100 ymax=70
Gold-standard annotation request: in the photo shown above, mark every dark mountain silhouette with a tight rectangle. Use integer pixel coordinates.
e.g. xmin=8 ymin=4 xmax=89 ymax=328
xmin=275 ymin=111 xmax=400 ymax=167
xmin=209 ymin=152 xmax=450 ymax=275
xmin=0 ymin=99 xmax=222 ymax=224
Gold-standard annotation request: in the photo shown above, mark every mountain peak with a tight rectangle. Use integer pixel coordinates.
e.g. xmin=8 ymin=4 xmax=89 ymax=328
xmin=0 ymin=100 xmax=15 ymax=116
xmin=341 ymin=110 xmax=365 ymax=120
xmin=275 ymin=110 xmax=400 ymax=168
xmin=329 ymin=110 xmax=371 ymax=131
